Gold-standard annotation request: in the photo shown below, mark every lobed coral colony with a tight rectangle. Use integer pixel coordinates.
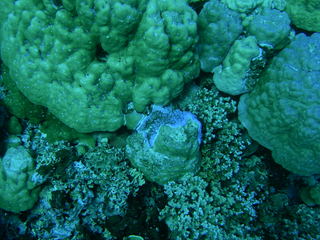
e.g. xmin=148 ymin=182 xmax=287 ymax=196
xmin=0 ymin=0 xmax=319 ymax=239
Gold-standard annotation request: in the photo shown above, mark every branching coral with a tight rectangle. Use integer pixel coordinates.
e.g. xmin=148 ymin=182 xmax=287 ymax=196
xmin=26 ymin=142 xmax=145 ymax=239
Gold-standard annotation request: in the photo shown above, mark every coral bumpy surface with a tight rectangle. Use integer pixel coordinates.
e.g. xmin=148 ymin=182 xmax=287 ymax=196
xmin=0 ymin=0 xmax=199 ymax=132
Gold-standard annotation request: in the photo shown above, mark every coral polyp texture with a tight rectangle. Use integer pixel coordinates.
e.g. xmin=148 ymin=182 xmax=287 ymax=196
xmin=220 ymin=0 xmax=263 ymax=13
xmin=126 ymin=106 xmax=202 ymax=184
xmin=0 ymin=0 xmax=199 ymax=133
xmin=238 ymin=33 xmax=320 ymax=176
xmin=2 ymin=0 xmax=320 ymax=239
xmin=197 ymin=0 xmax=242 ymax=72
xmin=285 ymin=0 xmax=320 ymax=32
xmin=245 ymin=9 xmax=291 ymax=50
xmin=0 ymin=146 xmax=40 ymax=213
xmin=212 ymin=36 xmax=261 ymax=95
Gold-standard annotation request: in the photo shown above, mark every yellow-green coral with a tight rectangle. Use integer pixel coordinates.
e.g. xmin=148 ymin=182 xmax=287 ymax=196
xmin=0 ymin=0 xmax=199 ymax=133
xmin=213 ymin=36 xmax=262 ymax=95
xmin=286 ymin=0 xmax=320 ymax=32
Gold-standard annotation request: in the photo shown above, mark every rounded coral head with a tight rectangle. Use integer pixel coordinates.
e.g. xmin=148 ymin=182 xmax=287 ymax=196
xmin=126 ymin=106 xmax=202 ymax=184
xmin=0 ymin=0 xmax=199 ymax=132
xmin=238 ymin=33 xmax=320 ymax=176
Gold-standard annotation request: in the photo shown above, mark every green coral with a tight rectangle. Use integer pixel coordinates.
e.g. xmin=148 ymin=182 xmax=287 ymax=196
xmin=1 ymin=1 xmax=320 ymax=239
xmin=39 ymin=114 xmax=94 ymax=144
xmin=0 ymin=64 xmax=95 ymax=143
xmin=20 ymin=124 xmax=78 ymax=181
xmin=178 ymin=83 xmax=258 ymax=180
xmin=126 ymin=106 xmax=201 ymax=184
xmin=279 ymin=205 xmax=320 ymax=239
xmin=168 ymin=83 xmax=269 ymax=239
xmin=160 ymin=154 xmax=269 ymax=239
xmin=245 ymin=9 xmax=292 ymax=50
xmin=199 ymin=119 xmax=252 ymax=182
xmin=258 ymin=191 xmax=320 ymax=239
xmin=159 ymin=174 xmax=219 ymax=240
xmin=285 ymin=0 xmax=320 ymax=32
xmin=6 ymin=116 xmax=23 ymax=135
xmin=187 ymin=0 xmax=207 ymax=3
xmin=0 ymin=0 xmax=199 ymax=133
xmin=238 ymin=33 xmax=320 ymax=175
xmin=177 ymin=85 xmax=238 ymax=144
xmin=0 ymin=65 xmax=47 ymax=124
xmin=213 ymin=36 xmax=263 ymax=95
xmin=300 ymin=183 xmax=320 ymax=206
xmin=260 ymin=0 xmax=286 ymax=10
xmin=197 ymin=0 xmax=242 ymax=72
xmin=25 ymin=142 xmax=144 ymax=239
xmin=0 ymin=146 xmax=40 ymax=213
xmin=221 ymin=0 xmax=264 ymax=13
xmin=177 ymin=85 xmax=254 ymax=182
